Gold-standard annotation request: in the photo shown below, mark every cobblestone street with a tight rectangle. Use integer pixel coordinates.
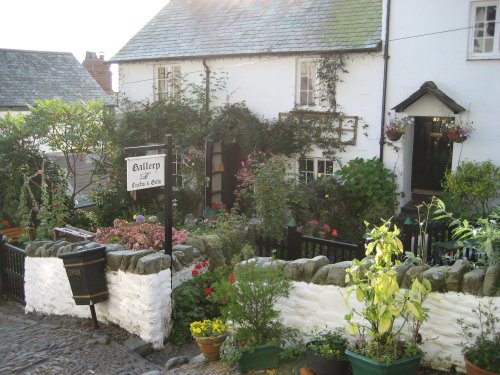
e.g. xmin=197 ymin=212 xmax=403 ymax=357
xmin=0 ymin=299 xmax=162 ymax=375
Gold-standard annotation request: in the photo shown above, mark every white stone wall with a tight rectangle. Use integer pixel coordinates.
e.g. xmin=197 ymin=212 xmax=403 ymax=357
xmin=24 ymin=257 xmax=172 ymax=348
xmin=276 ymin=281 xmax=500 ymax=373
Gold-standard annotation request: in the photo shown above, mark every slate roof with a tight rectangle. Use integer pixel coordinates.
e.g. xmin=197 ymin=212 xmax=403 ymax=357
xmin=0 ymin=49 xmax=114 ymax=109
xmin=392 ymin=81 xmax=465 ymax=114
xmin=111 ymin=0 xmax=382 ymax=63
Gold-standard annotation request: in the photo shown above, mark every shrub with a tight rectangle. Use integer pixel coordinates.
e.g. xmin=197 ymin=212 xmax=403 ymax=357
xmin=335 ymin=158 xmax=397 ymax=219
xmin=443 ymin=160 xmax=500 ymax=217
xmin=94 ymin=219 xmax=188 ymax=250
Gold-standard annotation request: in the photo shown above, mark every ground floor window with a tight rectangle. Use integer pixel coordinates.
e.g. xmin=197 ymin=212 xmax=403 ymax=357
xmin=298 ymin=158 xmax=334 ymax=182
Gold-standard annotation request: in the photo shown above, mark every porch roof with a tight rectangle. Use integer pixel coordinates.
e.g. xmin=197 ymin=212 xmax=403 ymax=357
xmin=392 ymin=81 xmax=465 ymax=114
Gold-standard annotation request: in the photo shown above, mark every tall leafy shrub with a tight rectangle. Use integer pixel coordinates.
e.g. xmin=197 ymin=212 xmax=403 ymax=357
xmin=442 ymin=160 xmax=500 ymax=217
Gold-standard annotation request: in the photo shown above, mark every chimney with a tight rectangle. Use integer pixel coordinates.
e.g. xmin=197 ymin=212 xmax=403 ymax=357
xmin=82 ymin=51 xmax=113 ymax=94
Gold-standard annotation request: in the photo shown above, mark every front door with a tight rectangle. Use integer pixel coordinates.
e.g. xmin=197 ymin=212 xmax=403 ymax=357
xmin=411 ymin=117 xmax=452 ymax=191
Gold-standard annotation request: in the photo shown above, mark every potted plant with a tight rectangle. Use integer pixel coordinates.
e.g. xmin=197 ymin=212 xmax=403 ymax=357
xmin=213 ymin=261 xmax=303 ymax=372
xmin=385 ymin=113 xmax=412 ymax=141
xmin=344 ymin=219 xmax=432 ymax=375
xmin=190 ymin=318 xmax=229 ymax=361
xmin=458 ymin=301 xmax=499 ymax=375
xmin=306 ymin=328 xmax=350 ymax=375
xmin=446 ymin=118 xmax=474 ymax=143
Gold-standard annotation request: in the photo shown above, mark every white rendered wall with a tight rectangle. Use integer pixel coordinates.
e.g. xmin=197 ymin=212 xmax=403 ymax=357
xmin=277 ymin=282 xmax=500 ymax=373
xmin=386 ymin=0 xmax=500 ymax=204
xmin=24 ymin=257 xmax=172 ymax=348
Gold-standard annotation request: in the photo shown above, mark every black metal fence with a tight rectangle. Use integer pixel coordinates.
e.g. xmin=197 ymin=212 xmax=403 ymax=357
xmin=255 ymin=220 xmax=457 ymax=264
xmin=0 ymin=235 xmax=26 ymax=305
xmin=255 ymin=225 xmax=364 ymax=262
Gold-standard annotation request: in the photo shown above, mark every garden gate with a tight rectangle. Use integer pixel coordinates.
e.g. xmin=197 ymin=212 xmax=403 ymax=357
xmin=0 ymin=235 xmax=26 ymax=305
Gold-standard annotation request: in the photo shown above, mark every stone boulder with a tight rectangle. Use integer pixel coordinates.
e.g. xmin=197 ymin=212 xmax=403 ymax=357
xmin=403 ymin=266 xmax=428 ymax=289
xmin=396 ymin=262 xmax=414 ymax=286
xmin=311 ymin=264 xmax=332 ymax=285
xmin=173 ymin=244 xmax=194 ymax=264
xmin=446 ymin=259 xmax=470 ymax=292
xmin=325 ymin=261 xmax=352 ymax=287
xmin=136 ymin=253 xmax=171 ymax=275
xmin=463 ymin=268 xmax=486 ymax=295
xmin=303 ymin=256 xmax=329 ymax=282
xmin=483 ymin=264 xmax=500 ymax=296
xmin=283 ymin=259 xmax=308 ymax=281
xmin=185 ymin=237 xmax=207 ymax=254
xmin=423 ymin=267 xmax=448 ymax=292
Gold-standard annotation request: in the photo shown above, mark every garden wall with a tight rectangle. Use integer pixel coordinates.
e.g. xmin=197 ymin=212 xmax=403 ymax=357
xmin=241 ymin=257 xmax=500 ymax=373
xmin=23 ymin=239 xmax=207 ymax=348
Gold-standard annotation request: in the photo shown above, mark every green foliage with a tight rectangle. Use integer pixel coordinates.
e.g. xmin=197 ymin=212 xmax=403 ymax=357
xmin=169 ymin=265 xmax=230 ymax=345
xmin=254 ymin=156 xmax=292 ymax=240
xmin=458 ymin=300 xmax=499 ymax=372
xmin=434 ymin=198 xmax=499 ymax=267
xmin=0 ymin=112 xmax=63 ymax=225
xmin=345 ymin=220 xmax=432 ymax=363
xmin=211 ymin=262 xmax=292 ymax=349
xmin=442 ymin=160 xmax=500 ymax=217
xmin=335 ymin=158 xmax=397 ymax=218
xmin=25 ymin=99 xmax=112 ymax=202
xmin=307 ymin=328 xmax=348 ymax=360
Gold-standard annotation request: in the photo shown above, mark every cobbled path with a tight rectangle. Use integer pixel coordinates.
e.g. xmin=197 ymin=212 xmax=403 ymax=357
xmin=0 ymin=300 xmax=162 ymax=375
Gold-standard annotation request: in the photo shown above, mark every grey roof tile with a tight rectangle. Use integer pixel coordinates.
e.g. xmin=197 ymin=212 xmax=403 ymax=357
xmin=111 ymin=0 xmax=382 ymax=62
xmin=0 ymin=49 xmax=114 ymax=108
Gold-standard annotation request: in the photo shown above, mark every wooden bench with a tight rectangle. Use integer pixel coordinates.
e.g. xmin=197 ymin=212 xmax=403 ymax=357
xmin=0 ymin=227 xmax=26 ymax=243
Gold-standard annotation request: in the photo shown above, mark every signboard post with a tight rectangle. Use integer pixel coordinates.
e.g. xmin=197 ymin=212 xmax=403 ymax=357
xmin=124 ymin=134 xmax=173 ymax=257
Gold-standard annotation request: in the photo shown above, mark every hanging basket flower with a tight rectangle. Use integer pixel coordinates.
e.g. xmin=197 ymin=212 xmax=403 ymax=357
xmin=446 ymin=118 xmax=474 ymax=143
xmin=385 ymin=112 xmax=412 ymax=142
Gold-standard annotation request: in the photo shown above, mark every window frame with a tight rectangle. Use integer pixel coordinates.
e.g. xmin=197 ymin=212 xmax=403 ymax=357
xmin=154 ymin=65 xmax=182 ymax=101
xmin=298 ymin=158 xmax=335 ymax=183
xmin=295 ymin=58 xmax=327 ymax=109
xmin=468 ymin=1 xmax=500 ymax=59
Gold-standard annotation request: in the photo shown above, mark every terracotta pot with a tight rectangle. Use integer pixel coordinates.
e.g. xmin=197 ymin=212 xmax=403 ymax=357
xmin=194 ymin=333 xmax=228 ymax=361
xmin=386 ymin=129 xmax=403 ymax=141
xmin=464 ymin=355 xmax=499 ymax=375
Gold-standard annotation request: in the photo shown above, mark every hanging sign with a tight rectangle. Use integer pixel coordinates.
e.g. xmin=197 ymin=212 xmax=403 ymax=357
xmin=126 ymin=154 xmax=165 ymax=191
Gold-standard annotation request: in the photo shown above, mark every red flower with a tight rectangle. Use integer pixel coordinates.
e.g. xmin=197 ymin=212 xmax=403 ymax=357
xmin=229 ymin=273 xmax=235 ymax=283
xmin=204 ymin=288 xmax=212 ymax=296
xmin=331 ymin=229 xmax=338 ymax=238
xmin=195 ymin=264 xmax=203 ymax=269
xmin=309 ymin=219 xmax=319 ymax=226
xmin=202 ymin=261 xmax=208 ymax=267
xmin=192 ymin=270 xmax=199 ymax=276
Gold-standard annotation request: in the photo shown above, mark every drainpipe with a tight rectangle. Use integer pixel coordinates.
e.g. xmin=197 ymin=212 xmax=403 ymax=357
xmin=202 ymin=59 xmax=211 ymax=211
xmin=379 ymin=0 xmax=392 ymax=162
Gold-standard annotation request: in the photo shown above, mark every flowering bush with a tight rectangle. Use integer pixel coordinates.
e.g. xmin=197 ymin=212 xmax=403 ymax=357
xmin=307 ymin=219 xmax=339 ymax=240
xmin=385 ymin=113 xmax=412 ymax=137
xmin=190 ymin=319 xmax=228 ymax=338
xmin=94 ymin=219 xmax=188 ymax=251
xmin=446 ymin=118 xmax=474 ymax=140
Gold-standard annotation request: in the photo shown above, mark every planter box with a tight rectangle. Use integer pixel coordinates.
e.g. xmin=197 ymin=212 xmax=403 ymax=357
xmin=346 ymin=350 xmax=423 ymax=375
xmin=306 ymin=342 xmax=350 ymax=375
xmin=238 ymin=344 xmax=281 ymax=373
xmin=0 ymin=227 xmax=27 ymax=242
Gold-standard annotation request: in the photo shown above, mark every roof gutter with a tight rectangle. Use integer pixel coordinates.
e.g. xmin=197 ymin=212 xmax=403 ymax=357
xmin=379 ymin=0 xmax=392 ymax=162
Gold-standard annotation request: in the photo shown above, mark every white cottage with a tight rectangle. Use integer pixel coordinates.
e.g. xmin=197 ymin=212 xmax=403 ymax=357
xmin=110 ymin=0 xmax=500 ymax=211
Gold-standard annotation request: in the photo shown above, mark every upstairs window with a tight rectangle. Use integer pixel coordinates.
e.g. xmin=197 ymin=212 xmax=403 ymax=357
xmin=469 ymin=1 xmax=500 ymax=59
xmin=296 ymin=59 xmax=327 ymax=109
xmin=155 ymin=65 xmax=181 ymax=101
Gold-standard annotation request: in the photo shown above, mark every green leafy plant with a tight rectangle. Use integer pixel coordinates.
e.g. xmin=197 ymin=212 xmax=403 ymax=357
xmin=345 ymin=220 xmax=432 ymax=364
xmin=442 ymin=160 xmax=499 ymax=217
xmin=458 ymin=300 xmax=499 ymax=372
xmin=212 ymin=261 xmax=303 ymax=362
xmin=307 ymin=328 xmax=348 ymax=360
xmin=335 ymin=158 xmax=398 ymax=219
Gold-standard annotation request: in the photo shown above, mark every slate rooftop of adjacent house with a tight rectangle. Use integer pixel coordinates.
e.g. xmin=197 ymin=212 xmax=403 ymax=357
xmin=111 ymin=0 xmax=382 ymax=63
xmin=0 ymin=49 xmax=114 ymax=109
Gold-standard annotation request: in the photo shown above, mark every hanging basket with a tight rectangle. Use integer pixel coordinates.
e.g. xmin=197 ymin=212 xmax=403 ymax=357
xmin=448 ymin=133 xmax=467 ymax=143
xmin=385 ymin=129 xmax=403 ymax=141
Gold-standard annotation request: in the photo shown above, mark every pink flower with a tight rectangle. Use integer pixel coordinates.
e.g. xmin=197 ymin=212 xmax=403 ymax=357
xmin=195 ymin=264 xmax=203 ymax=269
xmin=322 ymin=224 xmax=331 ymax=233
xmin=309 ymin=219 xmax=319 ymax=226
xmin=331 ymin=229 xmax=338 ymax=238
xmin=319 ymin=231 xmax=326 ymax=239
xmin=192 ymin=270 xmax=199 ymax=276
